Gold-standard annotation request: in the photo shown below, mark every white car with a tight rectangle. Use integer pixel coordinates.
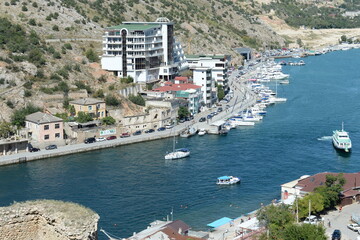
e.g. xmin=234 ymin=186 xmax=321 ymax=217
xmin=304 ymin=215 xmax=323 ymax=224
xmin=165 ymin=124 xmax=174 ymax=129
xmin=347 ymin=223 xmax=360 ymax=232
xmin=96 ymin=137 xmax=106 ymax=142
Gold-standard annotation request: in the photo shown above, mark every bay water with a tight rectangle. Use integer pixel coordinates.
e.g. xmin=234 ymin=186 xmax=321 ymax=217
xmin=1 ymin=49 xmax=360 ymax=239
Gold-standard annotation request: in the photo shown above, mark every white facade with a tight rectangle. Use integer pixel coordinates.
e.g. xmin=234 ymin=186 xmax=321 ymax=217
xmin=185 ymin=55 xmax=229 ymax=89
xmin=101 ymin=18 xmax=185 ymax=83
xmin=192 ymin=67 xmax=215 ymax=107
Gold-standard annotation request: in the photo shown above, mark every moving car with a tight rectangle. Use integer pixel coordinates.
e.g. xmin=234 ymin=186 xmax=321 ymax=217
xmin=106 ymin=135 xmax=117 ymax=140
xmin=144 ymin=129 xmax=155 ymax=133
xmin=331 ymin=229 xmax=341 ymax=240
xmin=84 ymin=137 xmax=96 ymax=144
xmin=120 ymin=133 xmax=130 ymax=138
xmin=45 ymin=144 xmax=57 ymax=150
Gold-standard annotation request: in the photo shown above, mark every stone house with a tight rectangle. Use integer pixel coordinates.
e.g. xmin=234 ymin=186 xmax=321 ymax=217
xmin=69 ymin=98 xmax=106 ymax=119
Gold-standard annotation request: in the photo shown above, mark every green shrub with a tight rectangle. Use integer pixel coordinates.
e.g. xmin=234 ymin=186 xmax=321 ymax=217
xmin=6 ymin=100 xmax=14 ymax=108
xmin=24 ymin=89 xmax=32 ymax=97
xmin=52 ymin=25 xmax=59 ymax=31
xmin=105 ymin=95 xmax=120 ymax=106
xmin=85 ymin=48 xmax=99 ymax=62
xmin=101 ymin=116 xmax=116 ymax=125
xmin=128 ymin=94 xmax=145 ymax=106
xmin=11 ymin=104 xmax=42 ymax=127
xmin=63 ymin=43 xmax=72 ymax=50
xmin=28 ymin=19 xmax=36 ymax=26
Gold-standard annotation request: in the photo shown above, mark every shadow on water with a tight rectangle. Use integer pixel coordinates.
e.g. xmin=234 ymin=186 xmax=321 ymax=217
xmin=333 ymin=147 xmax=352 ymax=159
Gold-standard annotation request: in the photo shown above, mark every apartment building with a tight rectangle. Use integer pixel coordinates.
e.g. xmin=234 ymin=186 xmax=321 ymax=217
xmin=185 ymin=54 xmax=230 ymax=91
xmin=101 ymin=18 xmax=185 ymax=83
xmin=192 ymin=67 xmax=217 ymax=107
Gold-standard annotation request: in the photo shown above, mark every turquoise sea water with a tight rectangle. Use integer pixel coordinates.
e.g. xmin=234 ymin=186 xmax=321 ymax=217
xmin=1 ymin=49 xmax=360 ymax=239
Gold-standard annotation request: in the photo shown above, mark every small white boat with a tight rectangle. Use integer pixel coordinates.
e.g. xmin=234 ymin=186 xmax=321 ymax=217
xmin=332 ymin=123 xmax=352 ymax=152
xmin=216 ymin=176 xmax=241 ymax=185
xmin=180 ymin=127 xmax=197 ymax=138
xmin=279 ymin=80 xmax=289 ymax=84
xmin=198 ymin=129 xmax=207 ymax=136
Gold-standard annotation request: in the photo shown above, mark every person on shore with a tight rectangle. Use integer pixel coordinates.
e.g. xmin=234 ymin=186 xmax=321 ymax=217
xmin=328 ymin=220 xmax=331 ymax=227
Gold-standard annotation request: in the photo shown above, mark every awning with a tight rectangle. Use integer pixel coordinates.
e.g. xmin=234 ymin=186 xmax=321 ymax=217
xmin=207 ymin=217 xmax=233 ymax=228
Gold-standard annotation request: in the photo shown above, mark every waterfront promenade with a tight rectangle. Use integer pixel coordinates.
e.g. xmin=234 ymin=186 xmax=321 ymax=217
xmin=0 ymin=71 xmax=257 ymax=167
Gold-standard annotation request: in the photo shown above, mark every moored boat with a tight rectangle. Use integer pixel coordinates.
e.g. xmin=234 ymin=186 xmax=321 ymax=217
xmin=216 ymin=176 xmax=241 ymax=185
xmin=332 ymin=123 xmax=352 ymax=152
xmin=198 ymin=129 xmax=207 ymax=136
xmin=165 ymin=148 xmax=190 ymax=160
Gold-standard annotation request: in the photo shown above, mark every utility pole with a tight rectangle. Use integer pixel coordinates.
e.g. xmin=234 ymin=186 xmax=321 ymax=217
xmin=309 ymin=199 xmax=311 ymax=218
xmin=296 ymin=194 xmax=299 ymax=223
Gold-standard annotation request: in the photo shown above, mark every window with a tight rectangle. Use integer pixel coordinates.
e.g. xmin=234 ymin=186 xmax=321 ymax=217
xmin=55 ymin=123 xmax=60 ymax=129
xmin=88 ymin=106 xmax=92 ymax=111
xmin=55 ymin=133 xmax=60 ymax=138
xmin=44 ymin=125 xmax=49 ymax=130
xmin=44 ymin=135 xmax=49 ymax=140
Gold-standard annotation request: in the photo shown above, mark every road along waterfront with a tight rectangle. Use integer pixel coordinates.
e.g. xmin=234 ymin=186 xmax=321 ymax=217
xmin=1 ymin=49 xmax=360 ymax=240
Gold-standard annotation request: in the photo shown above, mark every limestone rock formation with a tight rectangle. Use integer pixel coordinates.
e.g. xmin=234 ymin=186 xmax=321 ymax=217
xmin=0 ymin=200 xmax=100 ymax=240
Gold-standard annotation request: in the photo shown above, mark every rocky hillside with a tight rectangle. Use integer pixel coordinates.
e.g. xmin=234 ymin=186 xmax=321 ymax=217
xmin=0 ymin=200 xmax=99 ymax=240
xmin=1 ymin=0 xmax=360 ymax=122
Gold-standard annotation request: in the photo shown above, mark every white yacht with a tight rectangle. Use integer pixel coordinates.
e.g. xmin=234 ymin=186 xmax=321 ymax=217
xmin=165 ymin=148 xmax=190 ymax=160
xmin=332 ymin=123 xmax=352 ymax=152
xmin=216 ymin=176 xmax=241 ymax=185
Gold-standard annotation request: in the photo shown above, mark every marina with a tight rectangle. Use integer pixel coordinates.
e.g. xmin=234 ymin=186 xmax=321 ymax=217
xmin=1 ymin=49 xmax=360 ymax=239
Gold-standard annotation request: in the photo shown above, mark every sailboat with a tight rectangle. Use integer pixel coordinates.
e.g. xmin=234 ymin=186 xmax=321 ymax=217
xmin=272 ymin=80 xmax=287 ymax=102
xmin=164 ymin=136 xmax=190 ymax=160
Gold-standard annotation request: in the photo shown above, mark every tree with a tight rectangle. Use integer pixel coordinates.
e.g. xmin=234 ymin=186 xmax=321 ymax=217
xmin=11 ymin=105 xmax=42 ymax=127
xmin=282 ymin=223 xmax=326 ymax=240
xmin=76 ymin=112 xmax=93 ymax=123
xmin=0 ymin=121 xmax=14 ymax=138
xmin=340 ymin=35 xmax=347 ymax=43
xmin=101 ymin=116 xmax=116 ymax=125
xmin=297 ymin=193 xmax=324 ymax=219
xmin=314 ymin=174 xmax=346 ymax=209
xmin=217 ymin=85 xmax=225 ymax=100
xmin=178 ymin=106 xmax=190 ymax=119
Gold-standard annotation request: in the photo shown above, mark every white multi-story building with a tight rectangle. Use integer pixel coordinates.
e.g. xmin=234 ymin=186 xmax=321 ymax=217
xmin=185 ymin=54 xmax=230 ymax=91
xmin=192 ymin=67 xmax=217 ymax=107
xmin=101 ymin=18 xmax=185 ymax=83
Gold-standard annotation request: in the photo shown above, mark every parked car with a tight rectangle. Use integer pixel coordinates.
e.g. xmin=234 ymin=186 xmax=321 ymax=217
xmin=207 ymin=114 xmax=212 ymax=119
xmin=303 ymin=215 xmax=323 ymax=225
xmin=199 ymin=117 xmax=206 ymax=122
xmin=217 ymin=107 xmax=223 ymax=112
xmin=144 ymin=129 xmax=155 ymax=133
xmin=45 ymin=144 xmax=57 ymax=150
xmin=84 ymin=137 xmax=96 ymax=144
xmin=179 ymin=118 xmax=186 ymax=123
xmin=332 ymin=229 xmax=341 ymax=240
xmin=165 ymin=124 xmax=174 ymax=129
xmin=347 ymin=223 xmax=360 ymax=232
xmin=132 ymin=130 xmax=142 ymax=136
xmin=120 ymin=132 xmax=130 ymax=138
xmin=29 ymin=147 xmax=40 ymax=152
xmin=157 ymin=127 xmax=166 ymax=131
xmin=96 ymin=137 xmax=106 ymax=142
xmin=106 ymin=135 xmax=117 ymax=140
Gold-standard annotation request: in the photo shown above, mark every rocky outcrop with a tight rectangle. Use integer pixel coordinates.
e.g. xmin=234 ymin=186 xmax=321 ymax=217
xmin=0 ymin=200 xmax=100 ymax=240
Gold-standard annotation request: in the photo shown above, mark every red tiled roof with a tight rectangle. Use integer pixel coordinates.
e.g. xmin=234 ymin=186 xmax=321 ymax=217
xmin=156 ymin=227 xmax=204 ymax=240
xmin=153 ymin=83 xmax=201 ymax=92
xmin=175 ymin=76 xmax=189 ymax=82
xmin=296 ymin=172 xmax=360 ymax=194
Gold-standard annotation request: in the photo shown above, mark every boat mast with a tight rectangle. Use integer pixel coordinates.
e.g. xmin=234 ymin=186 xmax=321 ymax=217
xmin=342 ymin=122 xmax=344 ymax=131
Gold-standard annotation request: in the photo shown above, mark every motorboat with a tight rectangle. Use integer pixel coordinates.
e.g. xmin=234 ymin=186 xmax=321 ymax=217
xmin=165 ymin=148 xmax=190 ymax=160
xmin=216 ymin=176 xmax=241 ymax=185
xmin=279 ymin=80 xmax=289 ymax=84
xmin=198 ymin=129 xmax=207 ymax=136
xmin=180 ymin=127 xmax=197 ymax=138
xmin=332 ymin=123 xmax=352 ymax=152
